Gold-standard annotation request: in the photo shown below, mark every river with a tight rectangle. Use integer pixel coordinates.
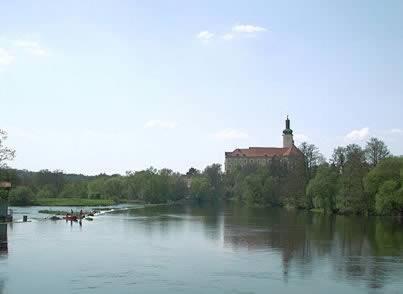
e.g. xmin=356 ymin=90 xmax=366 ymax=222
xmin=1 ymin=204 xmax=402 ymax=293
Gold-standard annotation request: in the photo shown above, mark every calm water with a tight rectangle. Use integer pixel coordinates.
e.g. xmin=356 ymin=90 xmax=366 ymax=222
xmin=1 ymin=204 xmax=403 ymax=294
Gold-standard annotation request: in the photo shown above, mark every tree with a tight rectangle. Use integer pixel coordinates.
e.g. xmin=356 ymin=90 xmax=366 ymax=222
xmin=203 ymin=164 xmax=223 ymax=196
xmin=186 ymin=167 xmax=200 ymax=177
xmin=306 ymin=164 xmax=339 ymax=213
xmin=9 ymin=186 xmax=35 ymax=206
xmin=299 ymin=142 xmax=325 ymax=180
xmin=330 ymin=146 xmax=346 ymax=173
xmin=364 ymin=157 xmax=403 ymax=215
xmin=337 ymin=144 xmax=369 ymax=214
xmin=189 ymin=177 xmax=210 ymax=203
xmin=365 ymin=137 xmax=390 ymax=167
xmin=0 ymin=129 xmax=15 ymax=168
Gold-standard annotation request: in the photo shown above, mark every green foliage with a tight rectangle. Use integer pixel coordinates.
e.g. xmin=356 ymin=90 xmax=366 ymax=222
xmin=336 ymin=144 xmax=369 ymax=214
xmin=225 ymin=157 xmax=306 ymax=208
xmin=190 ymin=177 xmax=210 ymax=202
xmin=299 ymin=142 xmax=325 ymax=180
xmin=59 ymin=182 xmax=88 ymax=198
xmin=9 ymin=186 xmax=35 ymax=206
xmin=364 ymin=157 xmax=403 ymax=215
xmin=186 ymin=167 xmax=200 ymax=177
xmin=306 ymin=164 xmax=338 ymax=213
xmin=203 ymin=164 xmax=223 ymax=195
xmin=365 ymin=137 xmax=390 ymax=167
xmin=36 ymin=184 xmax=57 ymax=198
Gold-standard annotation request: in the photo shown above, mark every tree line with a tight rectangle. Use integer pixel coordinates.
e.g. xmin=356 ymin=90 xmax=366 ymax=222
xmin=225 ymin=137 xmax=402 ymax=216
xmin=1 ymin=128 xmax=402 ymax=215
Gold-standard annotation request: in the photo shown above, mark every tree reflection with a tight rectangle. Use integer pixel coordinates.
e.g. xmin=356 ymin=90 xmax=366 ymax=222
xmin=126 ymin=203 xmax=403 ymax=290
xmin=221 ymin=204 xmax=403 ymax=290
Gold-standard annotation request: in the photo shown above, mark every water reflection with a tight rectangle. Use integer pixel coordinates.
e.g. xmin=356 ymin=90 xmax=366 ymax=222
xmin=128 ymin=204 xmax=403 ymax=290
xmin=0 ymin=224 xmax=7 ymax=255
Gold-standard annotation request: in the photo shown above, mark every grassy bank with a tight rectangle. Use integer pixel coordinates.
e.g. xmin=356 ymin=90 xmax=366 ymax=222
xmin=34 ymin=198 xmax=115 ymax=206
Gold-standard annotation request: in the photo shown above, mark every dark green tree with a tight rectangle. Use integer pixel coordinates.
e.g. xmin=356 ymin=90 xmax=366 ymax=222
xmin=307 ymin=164 xmax=339 ymax=213
xmin=364 ymin=157 xmax=403 ymax=215
xmin=337 ymin=144 xmax=369 ymax=214
xmin=365 ymin=137 xmax=390 ymax=167
xmin=186 ymin=167 xmax=201 ymax=177
xmin=9 ymin=186 xmax=35 ymax=206
xmin=299 ymin=142 xmax=325 ymax=180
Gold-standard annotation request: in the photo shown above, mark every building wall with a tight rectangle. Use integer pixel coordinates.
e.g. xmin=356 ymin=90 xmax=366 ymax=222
xmin=225 ymin=156 xmax=282 ymax=172
xmin=225 ymin=154 xmax=303 ymax=173
xmin=283 ymin=134 xmax=294 ymax=148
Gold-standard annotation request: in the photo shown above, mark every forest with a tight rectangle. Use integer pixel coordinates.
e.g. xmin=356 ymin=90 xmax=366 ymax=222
xmin=1 ymin=129 xmax=402 ymax=215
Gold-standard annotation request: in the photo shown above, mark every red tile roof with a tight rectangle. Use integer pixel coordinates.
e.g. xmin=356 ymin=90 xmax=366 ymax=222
xmin=225 ymin=145 xmax=303 ymax=158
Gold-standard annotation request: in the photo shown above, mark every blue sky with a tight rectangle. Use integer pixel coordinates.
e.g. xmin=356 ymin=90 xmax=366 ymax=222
xmin=1 ymin=0 xmax=402 ymax=174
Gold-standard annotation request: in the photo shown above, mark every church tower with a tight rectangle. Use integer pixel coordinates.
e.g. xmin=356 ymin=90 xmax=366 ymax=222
xmin=282 ymin=116 xmax=294 ymax=148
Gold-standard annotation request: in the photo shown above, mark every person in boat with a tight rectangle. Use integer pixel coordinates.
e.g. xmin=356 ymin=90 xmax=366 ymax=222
xmin=79 ymin=209 xmax=84 ymax=219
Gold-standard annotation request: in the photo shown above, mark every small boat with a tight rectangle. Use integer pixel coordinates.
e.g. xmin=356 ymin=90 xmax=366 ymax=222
xmin=85 ymin=217 xmax=93 ymax=221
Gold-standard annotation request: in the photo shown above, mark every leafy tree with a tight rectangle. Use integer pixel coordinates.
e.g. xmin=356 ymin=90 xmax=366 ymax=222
xmin=186 ymin=167 xmax=200 ymax=177
xmin=36 ymin=184 xmax=57 ymax=198
xmin=203 ymin=164 xmax=223 ymax=196
xmin=307 ymin=164 xmax=339 ymax=213
xmin=364 ymin=157 xmax=403 ymax=215
xmin=330 ymin=146 xmax=346 ymax=173
xmin=59 ymin=182 xmax=88 ymax=198
xmin=282 ymin=155 xmax=307 ymax=208
xmin=9 ymin=186 xmax=35 ymax=206
xmin=365 ymin=137 xmax=390 ymax=167
xmin=337 ymin=144 xmax=369 ymax=214
xmin=190 ymin=177 xmax=210 ymax=203
xmin=299 ymin=142 xmax=325 ymax=180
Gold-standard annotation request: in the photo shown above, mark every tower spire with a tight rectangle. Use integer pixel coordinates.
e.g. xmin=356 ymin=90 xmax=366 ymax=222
xmin=282 ymin=115 xmax=294 ymax=148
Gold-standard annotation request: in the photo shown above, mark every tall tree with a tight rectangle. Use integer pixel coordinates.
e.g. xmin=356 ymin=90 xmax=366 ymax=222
xmin=0 ymin=129 xmax=15 ymax=168
xmin=186 ymin=167 xmax=200 ymax=177
xmin=365 ymin=137 xmax=390 ymax=167
xmin=299 ymin=142 xmax=325 ymax=180
xmin=307 ymin=164 xmax=339 ymax=213
xmin=330 ymin=146 xmax=346 ymax=173
xmin=337 ymin=144 xmax=369 ymax=214
xmin=203 ymin=164 xmax=223 ymax=195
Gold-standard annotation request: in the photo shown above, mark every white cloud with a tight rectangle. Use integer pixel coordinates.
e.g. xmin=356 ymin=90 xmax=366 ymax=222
xmin=144 ymin=120 xmax=177 ymax=129
xmin=196 ymin=31 xmax=214 ymax=41
xmin=14 ymin=40 xmax=48 ymax=56
xmin=294 ymin=133 xmax=309 ymax=143
xmin=223 ymin=33 xmax=234 ymax=41
xmin=0 ymin=48 xmax=15 ymax=65
xmin=215 ymin=129 xmax=249 ymax=140
xmin=345 ymin=127 xmax=370 ymax=141
xmin=232 ymin=24 xmax=267 ymax=34
xmin=390 ymin=128 xmax=403 ymax=134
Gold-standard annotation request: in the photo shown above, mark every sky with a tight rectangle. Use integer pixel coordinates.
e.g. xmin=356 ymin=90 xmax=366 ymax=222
xmin=1 ymin=0 xmax=403 ymax=175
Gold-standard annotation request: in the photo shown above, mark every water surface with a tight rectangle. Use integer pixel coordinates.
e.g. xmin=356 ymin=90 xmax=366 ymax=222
xmin=1 ymin=204 xmax=402 ymax=293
